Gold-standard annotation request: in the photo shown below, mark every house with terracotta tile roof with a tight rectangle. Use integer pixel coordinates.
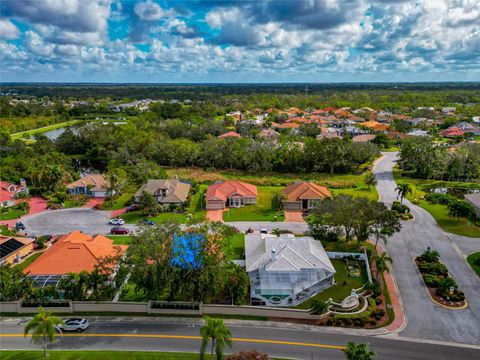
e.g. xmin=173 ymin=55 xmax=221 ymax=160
xmin=358 ymin=120 xmax=390 ymax=132
xmin=282 ymin=182 xmax=332 ymax=211
xmin=440 ymin=127 xmax=464 ymax=138
xmin=352 ymin=134 xmax=376 ymax=143
xmin=0 ymin=179 xmax=28 ymax=208
xmin=66 ymin=174 xmax=110 ymax=198
xmin=23 ymin=231 xmax=127 ymax=278
xmin=218 ymin=131 xmax=241 ymax=139
xmin=206 ymin=181 xmax=258 ymax=210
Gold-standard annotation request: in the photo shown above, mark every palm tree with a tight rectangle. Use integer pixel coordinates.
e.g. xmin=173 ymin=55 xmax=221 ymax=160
xmin=343 ymin=342 xmax=375 ymax=360
xmin=24 ymin=306 xmax=63 ymax=358
xmin=200 ymin=316 xmax=233 ymax=360
xmin=395 ymin=183 xmax=412 ymax=205
xmin=364 ymin=172 xmax=377 ymax=190
xmin=374 ymin=252 xmax=393 ymax=282
xmin=310 ymin=299 xmax=329 ymax=315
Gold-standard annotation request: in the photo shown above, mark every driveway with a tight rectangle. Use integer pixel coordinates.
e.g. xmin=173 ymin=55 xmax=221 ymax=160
xmin=206 ymin=209 xmax=224 ymax=222
xmin=20 ymin=208 xmax=137 ymax=236
xmin=284 ymin=210 xmax=305 ymax=223
xmin=373 ymin=152 xmax=480 ymax=345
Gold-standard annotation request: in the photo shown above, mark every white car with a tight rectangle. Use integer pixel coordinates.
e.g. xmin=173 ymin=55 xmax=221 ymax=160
xmin=260 ymin=229 xmax=268 ymax=234
xmin=109 ymin=218 xmax=125 ymax=225
xmin=58 ymin=318 xmax=89 ymax=332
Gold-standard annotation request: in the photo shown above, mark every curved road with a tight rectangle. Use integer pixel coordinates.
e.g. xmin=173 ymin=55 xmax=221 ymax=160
xmin=1 ymin=319 xmax=479 ymax=359
xmin=373 ymin=152 xmax=480 ymax=345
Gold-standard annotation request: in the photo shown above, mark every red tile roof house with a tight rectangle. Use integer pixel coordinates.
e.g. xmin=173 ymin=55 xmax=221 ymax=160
xmin=440 ymin=127 xmax=465 ymax=138
xmin=282 ymin=182 xmax=332 ymax=211
xmin=24 ymin=231 xmax=127 ymax=286
xmin=66 ymin=174 xmax=110 ymax=198
xmin=218 ymin=131 xmax=241 ymax=138
xmin=206 ymin=181 xmax=258 ymax=210
xmin=0 ymin=179 xmax=28 ymax=208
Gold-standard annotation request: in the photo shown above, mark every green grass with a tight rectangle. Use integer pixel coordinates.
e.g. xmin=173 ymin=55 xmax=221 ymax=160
xmin=102 ymin=193 xmax=133 ymax=210
xmin=119 ymin=283 xmax=148 ymax=302
xmin=0 ymin=209 xmax=23 ymax=220
xmin=295 ymin=259 xmax=368 ymax=309
xmin=0 ymin=351 xmax=204 ymax=360
xmin=12 ymin=252 xmax=43 ymax=272
xmin=467 ymin=252 xmax=480 ymax=276
xmin=10 ymin=120 xmax=83 ymax=140
xmin=223 ymin=186 xmax=285 ymax=221
xmin=393 ymin=169 xmax=480 ymax=237
xmin=109 ymin=235 xmax=134 ymax=245
xmin=226 ymin=233 xmax=245 ymax=259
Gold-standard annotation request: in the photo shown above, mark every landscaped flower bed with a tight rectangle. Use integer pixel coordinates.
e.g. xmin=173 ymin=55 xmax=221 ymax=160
xmin=416 ymin=248 xmax=466 ymax=308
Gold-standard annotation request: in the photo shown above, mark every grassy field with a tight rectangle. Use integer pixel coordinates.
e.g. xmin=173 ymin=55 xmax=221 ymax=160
xmin=102 ymin=193 xmax=133 ymax=210
xmin=226 ymin=233 xmax=245 ymax=259
xmin=223 ymin=186 xmax=285 ymax=222
xmin=467 ymin=252 xmax=480 ymax=276
xmin=109 ymin=235 xmax=134 ymax=245
xmin=9 ymin=120 xmax=83 ymax=140
xmin=0 ymin=351 xmax=204 ymax=360
xmin=393 ymin=169 xmax=480 ymax=237
xmin=13 ymin=252 xmax=43 ymax=272
xmin=0 ymin=208 xmax=24 ymax=220
xmin=295 ymin=259 xmax=368 ymax=309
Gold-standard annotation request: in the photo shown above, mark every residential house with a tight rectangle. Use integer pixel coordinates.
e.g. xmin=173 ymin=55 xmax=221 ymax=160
xmin=134 ymin=179 xmax=191 ymax=205
xmin=282 ymin=182 xmax=331 ymax=211
xmin=440 ymin=127 xmax=465 ymax=138
xmin=464 ymin=194 xmax=480 ymax=218
xmin=206 ymin=181 xmax=257 ymax=210
xmin=453 ymin=122 xmax=480 ymax=135
xmin=442 ymin=107 xmax=456 ymax=114
xmin=0 ymin=179 xmax=28 ymax=207
xmin=406 ymin=130 xmax=429 ymax=137
xmin=0 ymin=236 xmax=34 ymax=265
xmin=352 ymin=134 xmax=376 ymax=143
xmin=317 ymin=127 xmax=341 ymax=139
xmin=245 ymin=234 xmax=335 ymax=307
xmin=358 ymin=121 xmax=389 ymax=132
xmin=218 ymin=131 xmax=242 ymax=139
xmin=66 ymin=174 xmax=110 ymax=197
xmin=257 ymin=128 xmax=280 ymax=139
xmin=24 ymin=231 xmax=127 ymax=287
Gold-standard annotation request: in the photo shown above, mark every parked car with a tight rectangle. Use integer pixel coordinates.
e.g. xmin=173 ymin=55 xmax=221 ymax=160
xmin=110 ymin=226 xmax=129 ymax=235
xmin=109 ymin=218 xmax=125 ymax=226
xmin=15 ymin=222 xmax=25 ymax=231
xmin=57 ymin=318 xmax=89 ymax=332
xmin=139 ymin=219 xmax=155 ymax=226
xmin=126 ymin=204 xmax=139 ymax=212
xmin=260 ymin=229 xmax=268 ymax=234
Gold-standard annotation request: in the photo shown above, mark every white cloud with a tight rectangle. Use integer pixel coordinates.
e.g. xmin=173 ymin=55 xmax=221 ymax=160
xmin=134 ymin=0 xmax=172 ymax=21
xmin=0 ymin=19 xmax=20 ymax=40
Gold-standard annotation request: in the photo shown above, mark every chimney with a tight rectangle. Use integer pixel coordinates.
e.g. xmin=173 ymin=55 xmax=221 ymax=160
xmin=271 ymin=248 xmax=276 ymax=261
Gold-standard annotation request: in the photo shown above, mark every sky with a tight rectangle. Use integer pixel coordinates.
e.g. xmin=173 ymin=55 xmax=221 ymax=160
xmin=0 ymin=0 xmax=479 ymax=83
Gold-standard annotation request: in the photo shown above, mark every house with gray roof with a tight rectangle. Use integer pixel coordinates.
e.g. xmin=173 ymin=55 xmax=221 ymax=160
xmin=464 ymin=193 xmax=480 ymax=218
xmin=134 ymin=178 xmax=191 ymax=205
xmin=245 ymin=234 xmax=335 ymax=307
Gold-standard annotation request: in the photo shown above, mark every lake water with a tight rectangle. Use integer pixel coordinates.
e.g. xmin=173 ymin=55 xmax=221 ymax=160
xmin=43 ymin=121 xmax=127 ymax=140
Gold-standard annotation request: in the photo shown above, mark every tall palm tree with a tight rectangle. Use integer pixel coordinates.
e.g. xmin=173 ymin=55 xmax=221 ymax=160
xmin=200 ymin=316 xmax=233 ymax=360
xmin=343 ymin=342 xmax=375 ymax=360
xmin=395 ymin=183 xmax=412 ymax=205
xmin=310 ymin=299 xmax=329 ymax=315
xmin=24 ymin=306 xmax=63 ymax=358
xmin=374 ymin=252 xmax=393 ymax=282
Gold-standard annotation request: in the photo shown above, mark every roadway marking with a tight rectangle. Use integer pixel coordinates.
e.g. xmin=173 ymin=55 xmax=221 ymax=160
xmin=0 ymin=334 xmax=345 ymax=350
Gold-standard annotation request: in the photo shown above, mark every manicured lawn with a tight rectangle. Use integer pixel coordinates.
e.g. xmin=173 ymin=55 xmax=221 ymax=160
xmin=295 ymin=259 xmax=368 ymax=309
xmin=109 ymin=235 xmax=134 ymax=245
xmin=0 ymin=351 xmax=203 ymax=360
xmin=9 ymin=120 xmax=83 ymax=140
xmin=102 ymin=193 xmax=133 ymax=210
xmin=223 ymin=186 xmax=285 ymax=222
xmin=226 ymin=233 xmax=245 ymax=259
xmin=0 ymin=208 xmax=24 ymax=220
xmin=393 ymin=170 xmax=480 ymax=238
xmin=467 ymin=252 xmax=480 ymax=276
xmin=13 ymin=252 xmax=43 ymax=272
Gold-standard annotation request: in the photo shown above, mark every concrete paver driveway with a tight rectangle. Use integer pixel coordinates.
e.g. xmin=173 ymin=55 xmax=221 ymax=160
xmin=21 ymin=208 xmax=136 ymax=236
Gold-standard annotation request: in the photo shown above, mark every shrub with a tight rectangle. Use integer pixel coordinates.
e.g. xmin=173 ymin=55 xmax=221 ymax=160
xmin=419 ymin=248 xmax=440 ymax=263
xmin=447 ymin=200 xmax=475 ymax=218
xmin=392 ymin=201 xmax=410 ymax=214
xmin=425 ymin=193 xmax=455 ymax=205
xmin=225 ymin=351 xmax=270 ymax=360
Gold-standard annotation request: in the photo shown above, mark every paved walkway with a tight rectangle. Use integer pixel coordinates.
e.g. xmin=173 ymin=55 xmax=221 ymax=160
xmin=373 ymin=152 xmax=480 ymax=345
xmin=284 ymin=210 xmax=305 ymax=223
xmin=206 ymin=209 xmax=224 ymax=222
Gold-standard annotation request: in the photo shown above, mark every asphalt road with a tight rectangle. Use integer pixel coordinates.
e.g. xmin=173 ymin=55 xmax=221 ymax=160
xmin=21 ymin=208 xmax=137 ymax=236
xmin=1 ymin=319 xmax=479 ymax=360
xmin=373 ymin=152 xmax=480 ymax=345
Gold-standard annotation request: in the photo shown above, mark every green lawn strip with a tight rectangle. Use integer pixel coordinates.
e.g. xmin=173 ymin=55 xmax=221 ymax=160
xmin=102 ymin=193 xmax=133 ymax=210
xmin=394 ymin=169 xmax=480 ymax=238
xmin=295 ymin=259 xmax=367 ymax=310
xmin=381 ymin=274 xmax=395 ymax=327
xmin=226 ymin=233 xmax=245 ymax=259
xmin=12 ymin=252 xmax=43 ymax=272
xmin=109 ymin=235 xmax=134 ymax=245
xmin=223 ymin=186 xmax=284 ymax=222
xmin=10 ymin=120 xmax=83 ymax=140
xmin=467 ymin=252 xmax=480 ymax=276
xmin=0 ymin=209 xmax=24 ymax=220
xmin=0 ymin=351 xmax=204 ymax=360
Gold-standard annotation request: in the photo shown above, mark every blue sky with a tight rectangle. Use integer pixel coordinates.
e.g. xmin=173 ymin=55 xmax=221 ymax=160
xmin=0 ymin=0 xmax=479 ymax=83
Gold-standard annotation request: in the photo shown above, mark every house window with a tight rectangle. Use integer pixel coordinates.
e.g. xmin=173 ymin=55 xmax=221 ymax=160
xmin=229 ymin=198 xmax=244 ymax=207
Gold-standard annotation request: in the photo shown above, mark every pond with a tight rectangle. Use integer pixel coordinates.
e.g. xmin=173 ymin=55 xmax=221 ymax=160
xmin=43 ymin=121 xmax=127 ymax=140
